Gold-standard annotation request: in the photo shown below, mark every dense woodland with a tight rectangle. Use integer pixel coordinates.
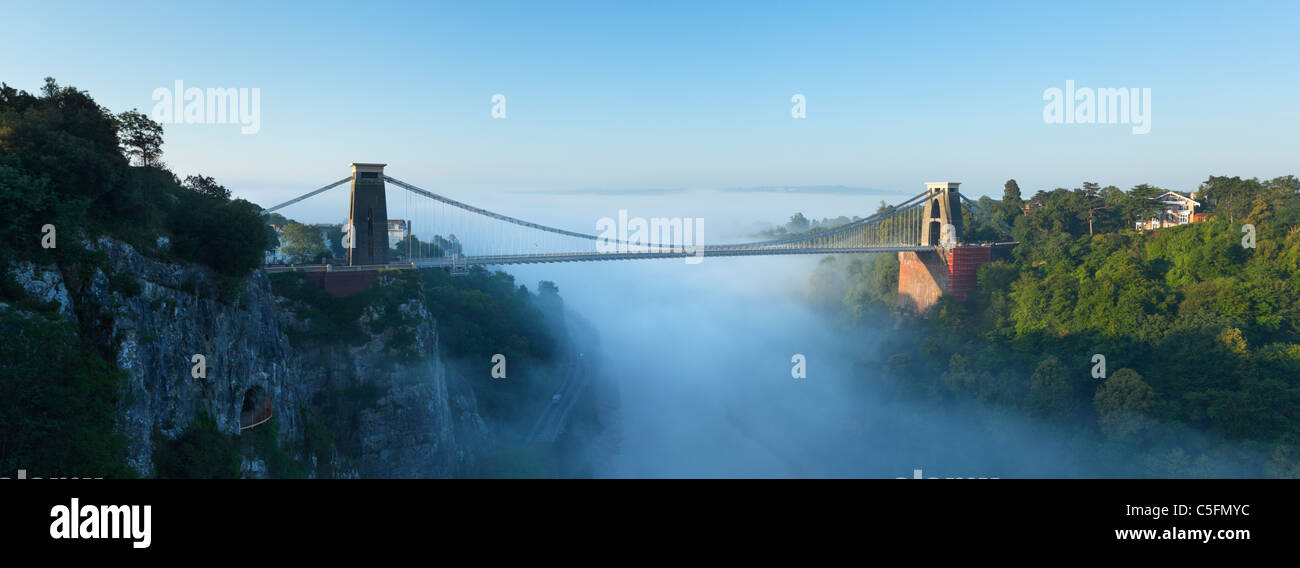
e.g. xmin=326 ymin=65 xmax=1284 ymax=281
xmin=808 ymin=177 xmax=1300 ymax=476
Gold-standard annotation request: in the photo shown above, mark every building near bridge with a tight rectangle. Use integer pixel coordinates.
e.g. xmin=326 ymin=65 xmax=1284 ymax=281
xmin=388 ymin=219 xmax=410 ymax=249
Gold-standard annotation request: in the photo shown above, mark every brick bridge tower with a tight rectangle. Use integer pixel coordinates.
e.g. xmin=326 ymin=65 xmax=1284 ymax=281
xmin=347 ymin=163 xmax=389 ymax=266
xmin=898 ymin=181 xmax=1008 ymax=313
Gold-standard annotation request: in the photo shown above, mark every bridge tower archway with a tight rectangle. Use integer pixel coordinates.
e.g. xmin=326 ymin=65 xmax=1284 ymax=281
xmin=921 ymin=182 xmax=962 ymax=246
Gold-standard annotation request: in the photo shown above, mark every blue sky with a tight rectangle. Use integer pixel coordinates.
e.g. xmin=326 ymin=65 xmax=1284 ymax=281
xmin=3 ymin=0 xmax=1298 ymax=230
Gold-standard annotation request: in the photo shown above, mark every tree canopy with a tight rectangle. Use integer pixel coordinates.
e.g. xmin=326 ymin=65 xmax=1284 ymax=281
xmin=115 ymin=108 xmax=164 ymax=167
xmin=277 ymin=222 xmax=329 ymax=263
xmin=822 ymin=175 xmax=1300 ymax=476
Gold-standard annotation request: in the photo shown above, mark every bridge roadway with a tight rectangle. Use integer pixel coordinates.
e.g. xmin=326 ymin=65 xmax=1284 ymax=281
xmin=263 ymin=244 xmax=937 ymax=273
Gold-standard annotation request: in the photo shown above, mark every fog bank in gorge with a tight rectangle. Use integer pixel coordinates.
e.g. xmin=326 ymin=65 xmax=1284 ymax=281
xmin=509 ymin=256 xmax=1141 ymax=478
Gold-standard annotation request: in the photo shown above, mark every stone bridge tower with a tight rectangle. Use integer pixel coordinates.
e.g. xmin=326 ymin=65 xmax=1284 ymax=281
xmin=347 ymin=163 xmax=389 ymax=266
xmin=921 ymin=182 xmax=962 ymax=246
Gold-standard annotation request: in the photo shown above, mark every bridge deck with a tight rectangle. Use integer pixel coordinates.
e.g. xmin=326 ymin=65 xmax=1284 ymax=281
xmin=264 ymin=245 xmax=947 ymax=272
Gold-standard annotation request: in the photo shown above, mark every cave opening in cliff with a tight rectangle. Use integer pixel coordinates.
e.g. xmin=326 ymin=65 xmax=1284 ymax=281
xmin=239 ymin=386 xmax=273 ymax=431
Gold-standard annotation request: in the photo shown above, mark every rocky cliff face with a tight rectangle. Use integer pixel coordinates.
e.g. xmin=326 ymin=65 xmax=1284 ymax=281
xmin=290 ymin=285 xmax=492 ymax=478
xmin=8 ymin=237 xmax=491 ymax=477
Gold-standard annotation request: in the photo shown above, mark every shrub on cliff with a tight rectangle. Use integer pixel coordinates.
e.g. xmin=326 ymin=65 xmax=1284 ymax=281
xmin=152 ymin=413 xmax=241 ymax=479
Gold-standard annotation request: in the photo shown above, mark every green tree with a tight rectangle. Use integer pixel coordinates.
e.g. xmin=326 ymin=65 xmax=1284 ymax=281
xmin=278 ymin=222 xmax=328 ymax=263
xmin=1126 ymin=184 xmax=1164 ymax=229
xmin=1026 ymin=356 xmax=1080 ymax=420
xmin=787 ymin=212 xmax=811 ymax=233
xmin=115 ymin=108 xmax=164 ymax=167
xmin=998 ymin=179 xmax=1024 ymax=223
xmin=1199 ymin=176 xmax=1262 ymax=224
xmin=1094 ymin=368 xmax=1158 ymax=439
xmin=181 ymin=174 xmax=231 ymax=200
xmin=169 ymin=193 xmax=269 ymax=276
xmin=1002 ymin=179 xmax=1023 ymax=208
xmin=1092 ymin=185 xmax=1126 ymax=233
xmin=1245 ymin=175 xmax=1300 ymax=227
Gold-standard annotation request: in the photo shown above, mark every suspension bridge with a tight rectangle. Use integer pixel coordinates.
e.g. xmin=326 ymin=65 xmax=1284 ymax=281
xmin=250 ymin=164 xmax=1016 ymax=442
xmin=261 ymin=163 xmax=1014 ymax=277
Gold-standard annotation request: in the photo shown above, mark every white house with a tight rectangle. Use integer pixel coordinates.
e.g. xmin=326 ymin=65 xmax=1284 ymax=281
xmin=388 ymin=219 xmax=410 ymax=249
xmin=1136 ymin=191 xmax=1204 ymax=231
